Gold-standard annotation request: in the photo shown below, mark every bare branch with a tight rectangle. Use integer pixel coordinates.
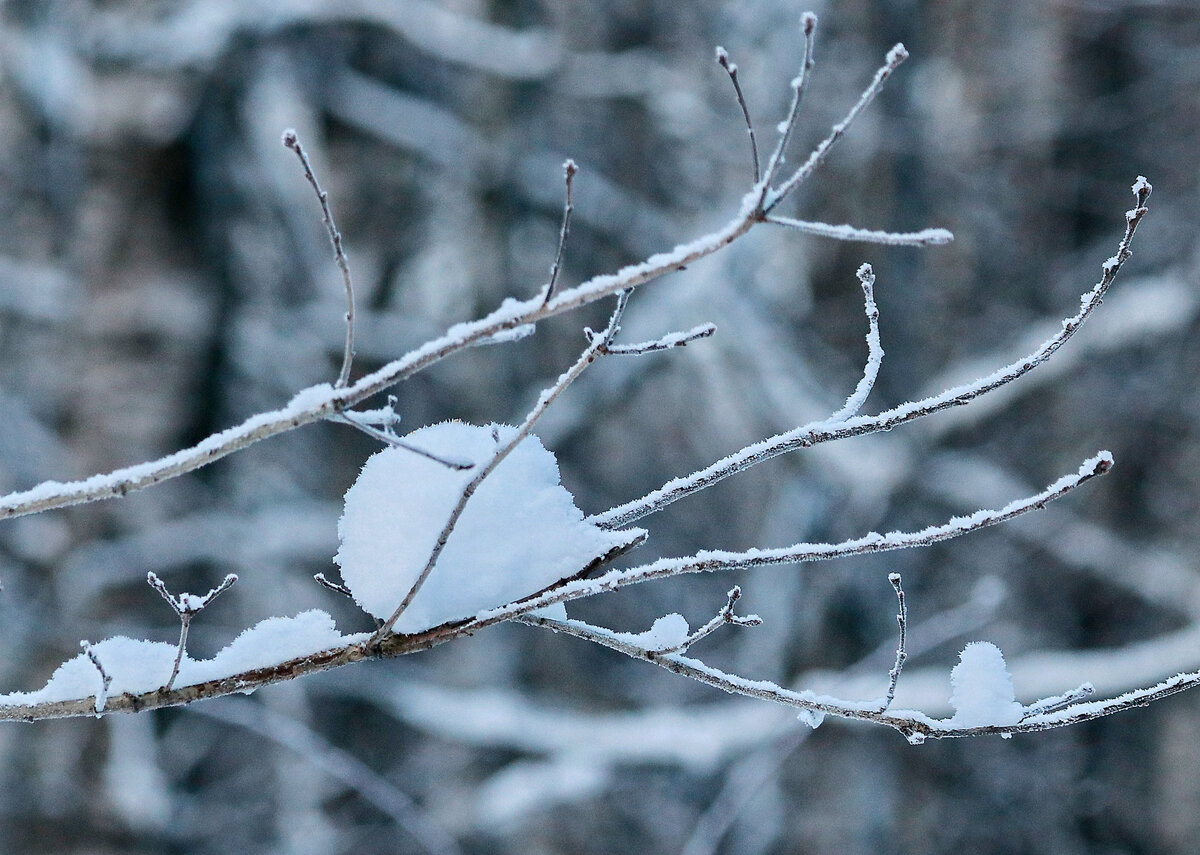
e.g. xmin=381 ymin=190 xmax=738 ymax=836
xmin=0 ymin=35 xmax=959 ymax=523
xmin=543 ymin=159 xmax=578 ymax=306
xmin=282 ymin=129 xmax=357 ymax=388
xmin=765 ymin=215 xmax=953 ymax=246
xmin=490 ymin=454 xmax=1112 ymax=624
xmin=715 ymin=46 xmax=760 ymax=182
xmin=592 ymin=180 xmax=1150 ymax=530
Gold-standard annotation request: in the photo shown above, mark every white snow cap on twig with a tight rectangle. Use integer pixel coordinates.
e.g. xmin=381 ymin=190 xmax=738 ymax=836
xmin=947 ymin=641 xmax=1024 ymax=727
xmin=335 ymin=421 xmax=644 ymax=631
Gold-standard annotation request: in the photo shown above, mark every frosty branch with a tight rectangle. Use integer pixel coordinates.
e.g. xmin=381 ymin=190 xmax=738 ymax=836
xmin=0 ymin=15 xmax=1186 ymax=743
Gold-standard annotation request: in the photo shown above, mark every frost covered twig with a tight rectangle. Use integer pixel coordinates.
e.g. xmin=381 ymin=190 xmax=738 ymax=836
xmin=147 ymin=571 xmax=237 ymax=691
xmin=715 ymin=46 xmax=760 ymax=182
xmin=880 ymin=573 xmax=908 ymax=713
xmin=543 ymin=159 xmax=578 ymax=306
xmin=281 ymin=130 xmax=356 ymax=389
xmin=827 ymin=262 xmax=882 ymax=422
xmin=765 ymin=216 xmax=953 ymax=246
xmin=760 ymin=12 xmax=817 ymax=191
xmin=1021 ymin=683 xmax=1095 ymax=719
xmin=312 ymin=572 xmax=353 ymax=599
xmin=597 ymin=322 xmax=717 ymax=356
xmin=490 ymin=453 xmax=1111 ymax=621
xmin=764 ymin=41 xmax=909 ymax=213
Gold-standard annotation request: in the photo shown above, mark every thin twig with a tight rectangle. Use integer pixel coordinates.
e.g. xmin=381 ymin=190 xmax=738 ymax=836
xmin=765 ymin=215 xmax=953 ymax=246
xmin=282 ymin=129 xmax=357 ymax=388
xmin=880 ymin=573 xmax=907 ymax=712
xmin=760 ymin=13 xmax=818 ymax=191
xmin=715 ymin=47 xmax=760 ymax=182
xmin=502 ymin=454 xmax=1112 ymax=622
xmin=371 ymin=290 xmax=633 ymax=641
xmin=331 ymin=413 xmax=474 ymax=469
xmin=1021 ymin=683 xmax=1094 ymax=720
xmin=599 ymin=323 xmax=716 ymax=355
xmin=543 ymin=159 xmax=578 ymax=306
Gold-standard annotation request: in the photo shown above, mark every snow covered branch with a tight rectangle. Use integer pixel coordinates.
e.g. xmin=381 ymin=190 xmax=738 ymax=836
xmin=0 ymin=16 xmax=1184 ymax=746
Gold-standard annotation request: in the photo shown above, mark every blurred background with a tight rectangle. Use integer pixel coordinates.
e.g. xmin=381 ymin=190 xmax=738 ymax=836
xmin=1 ymin=0 xmax=1199 ymax=852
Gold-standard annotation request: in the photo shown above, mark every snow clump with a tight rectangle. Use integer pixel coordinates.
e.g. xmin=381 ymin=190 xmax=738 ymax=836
xmin=947 ymin=641 xmax=1025 ymax=727
xmin=335 ymin=421 xmax=644 ymax=633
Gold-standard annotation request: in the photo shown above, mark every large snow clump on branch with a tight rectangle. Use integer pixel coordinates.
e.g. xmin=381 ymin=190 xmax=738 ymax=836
xmin=947 ymin=641 xmax=1025 ymax=727
xmin=335 ymin=421 xmax=644 ymax=633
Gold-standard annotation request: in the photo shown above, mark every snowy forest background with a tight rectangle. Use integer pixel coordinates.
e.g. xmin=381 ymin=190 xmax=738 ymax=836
xmin=1 ymin=0 xmax=1199 ymax=853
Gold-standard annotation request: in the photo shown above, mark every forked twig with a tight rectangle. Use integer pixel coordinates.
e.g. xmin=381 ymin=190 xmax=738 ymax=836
xmin=148 ymin=571 xmax=237 ymax=691
xmin=0 ymin=41 xmax=1029 ymax=523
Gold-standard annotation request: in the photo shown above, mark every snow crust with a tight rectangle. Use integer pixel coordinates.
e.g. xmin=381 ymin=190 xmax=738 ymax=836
xmin=0 ymin=610 xmax=358 ymax=707
xmin=335 ymin=421 xmax=644 ymax=631
xmin=947 ymin=641 xmax=1025 ymax=727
